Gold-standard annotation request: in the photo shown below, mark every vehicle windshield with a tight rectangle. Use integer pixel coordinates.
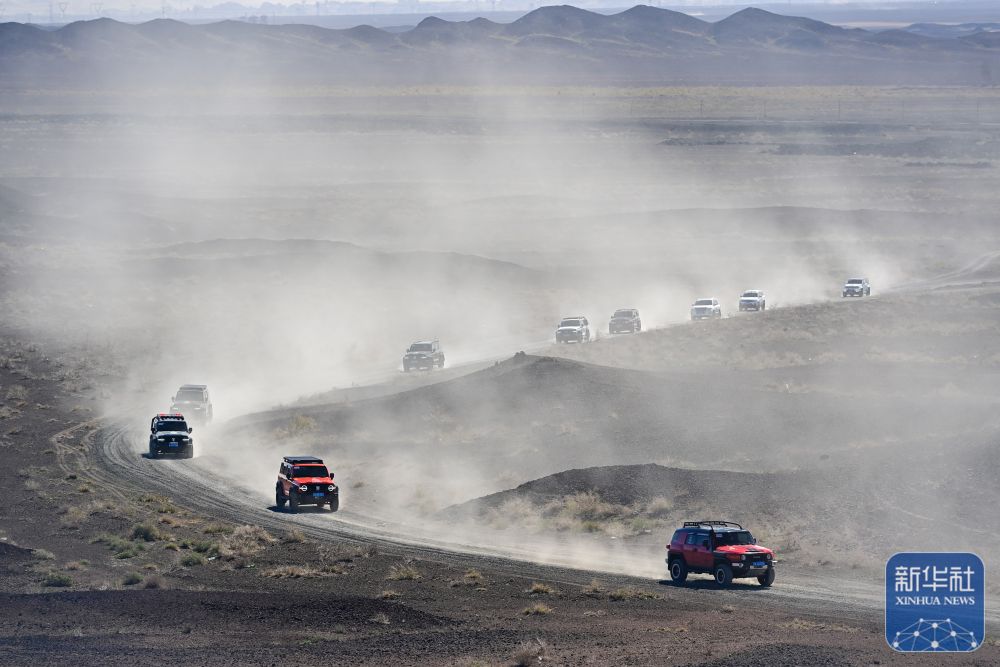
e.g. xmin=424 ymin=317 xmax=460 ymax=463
xmin=613 ymin=310 xmax=633 ymax=318
xmin=694 ymin=299 xmax=714 ymax=306
xmin=846 ymin=279 xmax=863 ymax=285
xmin=715 ymin=531 xmax=755 ymax=546
xmin=408 ymin=343 xmax=432 ymax=352
xmin=291 ymin=466 xmax=329 ymax=479
xmin=741 ymin=292 xmax=758 ymax=298
xmin=560 ymin=319 xmax=582 ymax=327
xmin=175 ymin=390 xmax=203 ymax=402
xmin=155 ymin=420 xmax=188 ymax=432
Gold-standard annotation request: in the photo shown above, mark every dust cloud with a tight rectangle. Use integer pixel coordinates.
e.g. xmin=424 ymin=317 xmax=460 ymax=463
xmin=2 ymin=8 xmax=999 ymax=586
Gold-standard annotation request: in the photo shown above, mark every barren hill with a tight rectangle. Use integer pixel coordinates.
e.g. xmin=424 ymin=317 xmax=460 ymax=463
xmin=1 ymin=5 xmax=998 ymax=87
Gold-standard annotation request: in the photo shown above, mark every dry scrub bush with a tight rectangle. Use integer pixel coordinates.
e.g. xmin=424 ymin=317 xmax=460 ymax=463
xmin=282 ymin=528 xmax=307 ymax=544
xmin=521 ymin=603 xmax=552 ymax=616
xmin=526 ymin=582 xmax=557 ymax=596
xmin=609 ymin=587 xmax=660 ymax=601
xmin=451 ymin=568 xmax=484 ymax=587
xmin=218 ymin=525 xmax=276 ymax=560
xmin=180 ymin=553 xmax=205 ymax=567
xmin=141 ymin=574 xmax=166 ymax=589
xmin=386 ymin=563 xmax=421 ymax=581
xmin=369 ymin=612 xmax=391 ymax=625
xmin=379 ymin=590 xmax=401 ymax=600
xmin=263 ymin=565 xmax=327 ymax=579
xmin=581 ymin=579 xmax=606 ymax=598
xmin=43 ymin=571 xmax=73 ymax=587
xmin=511 ymin=639 xmax=550 ymax=667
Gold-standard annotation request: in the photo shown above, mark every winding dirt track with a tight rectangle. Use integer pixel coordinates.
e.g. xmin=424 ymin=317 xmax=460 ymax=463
xmin=76 ymin=419 xmax=888 ymax=624
xmin=72 ymin=258 xmax=1000 ymax=626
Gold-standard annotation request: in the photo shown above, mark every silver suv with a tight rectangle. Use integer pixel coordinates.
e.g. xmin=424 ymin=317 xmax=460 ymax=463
xmin=170 ymin=384 xmax=213 ymax=424
xmin=690 ymin=298 xmax=722 ymax=320
xmin=842 ymin=278 xmax=870 ymax=297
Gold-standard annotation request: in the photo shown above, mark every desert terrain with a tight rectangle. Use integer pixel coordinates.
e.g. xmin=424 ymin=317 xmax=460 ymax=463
xmin=1 ymin=3 xmax=1000 ymax=665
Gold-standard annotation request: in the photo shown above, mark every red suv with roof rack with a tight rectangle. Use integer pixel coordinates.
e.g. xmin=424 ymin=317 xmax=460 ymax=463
xmin=276 ymin=456 xmax=339 ymax=513
xmin=666 ymin=520 xmax=775 ymax=587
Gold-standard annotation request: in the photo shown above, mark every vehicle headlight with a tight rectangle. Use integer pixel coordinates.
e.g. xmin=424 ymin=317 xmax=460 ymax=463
xmin=182 ymin=437 xmax=190 ymax=443
xmin=157 ymin=437 xmax=165 ymax=442
xmin=327 ymin=485 xmax=335 ymax=492
xmin=298 ymin=485 xmax=308 ymax=492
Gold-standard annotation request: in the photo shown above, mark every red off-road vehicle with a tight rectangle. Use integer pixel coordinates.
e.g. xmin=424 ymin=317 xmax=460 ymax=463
xmin=666 ymin=520 xmax=775 ymax=587
xmin=275 ymin=456 xmax=339 ymax=513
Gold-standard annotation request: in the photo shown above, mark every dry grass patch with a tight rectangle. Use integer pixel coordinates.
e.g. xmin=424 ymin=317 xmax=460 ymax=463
xmin=263 ymin=565 xmax=323 ymax=579
xmin=386 ymin=563 xmax=421 ymax=581
xmin=141 ymin=574 xmax=166 ymax=589
xmin=282 ymin=528 xmax=307 ymax=544
xmin=64 ymin=561 xmax=88 ymax=571
xmin=511 ymin=639 xmax=550 ymax=666
xmin=608 ymin=587 xmax=661 ymax=601
xmin=581 ymin=578 xmax=606 ymax=598
xmin=778 ymin=618 xmax=859 ymax=633
xmin=378 ymin=589 xmax=401 ymax=600
xmin=521 ymin=603 xmax=552 ymax=616
xmin=451 ymin=568 xmax=484 ymax=587
xmin=526 ymin=582 xmax=558 ymax=596
xmin=130 ymin=523 xmax=163 ymax=542
xmin=123 ymin=572 xmax=143 ymax=586
xmin=43 ymin=571 xmax=72 ymax=587
xmin=180 ymin=553 xmax=205 ymax=567
xmin=32 ymin=548 xmax=56 ymax=561
xmin=720 ymin=604 xmax=736 ymax=614
xmin=369 ymin=612 xmax=390 ymax=625
xmin=218 ymin=525 xmax=276 ymax=560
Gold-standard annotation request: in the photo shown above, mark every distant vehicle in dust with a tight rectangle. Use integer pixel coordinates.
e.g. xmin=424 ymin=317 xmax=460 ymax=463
xmin=666 ymin=520 xmax=775 ymax=588
xmin=275 ymin=456 xmax=339 ymax=513
xmin=842 ymin=278 xmax=871 ymax=297
xmin=170 ymin=384 xmax=213 ymax=424
xmin=738 ymin=290 xmax=766 ymax=312
xmin=690 ymin=298 xmax=722 ymax=320
xmin=148 ymin=413 xmax=194 ymax=459
xmin=403 ymin=340 xmax=445 ymax=372
xmin=555 ymin=316 xmax=591 ymax=343
xmin=608 ymin=308 xmax=641 ymax=335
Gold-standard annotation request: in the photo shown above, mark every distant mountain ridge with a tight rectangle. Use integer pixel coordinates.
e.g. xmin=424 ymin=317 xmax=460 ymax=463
xmin=1 ymin=5 xmax=998 ymax=86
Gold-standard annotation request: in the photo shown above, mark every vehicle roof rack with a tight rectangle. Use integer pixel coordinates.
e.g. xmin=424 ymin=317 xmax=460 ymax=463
xmin=283 ymin=455 xmax=324 ymax=465
xmin=683 ymin=520 xmax=743 ymax=530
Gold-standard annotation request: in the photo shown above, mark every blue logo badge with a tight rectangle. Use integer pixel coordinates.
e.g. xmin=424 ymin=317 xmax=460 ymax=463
xmin=886 ymin=552 xmax=984 ymax=652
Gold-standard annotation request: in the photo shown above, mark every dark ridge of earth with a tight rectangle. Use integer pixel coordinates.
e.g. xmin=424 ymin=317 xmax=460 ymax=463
xmin=440 ymin=463 xmax=790 ymax=520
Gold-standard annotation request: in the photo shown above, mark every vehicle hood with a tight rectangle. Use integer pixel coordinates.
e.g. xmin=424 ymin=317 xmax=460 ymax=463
xmin=405 ymin=351 xmax=431 ymax=356
xmin=691 ymin=305 xmax=715 ymax=310
xmin=557 ymin=326 xmax=583 ymax=331
xmin=740 ymin=296 xmax=760 ymax=301
xmin=610 ymin=316 xmax=633 ymax=321
xmin=844 ymin=284 xmax=863 ymax=289
xmin=715 ymin=544 xmax=773 ymax=556
xmin=154 ymin=430 xmax=190 ymax=437
xmin=292 ymin=477 xmax=335 ymax=485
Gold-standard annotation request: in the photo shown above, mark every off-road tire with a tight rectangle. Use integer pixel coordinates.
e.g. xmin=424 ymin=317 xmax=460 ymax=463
xmin=275 ymin=487 xmax=287 ymax=509
xmin=329 ymin=497 xmax=339 ymax=512
xmin=669 ymin=558 xmax=688 ymax=584
xmin=183 ymin=448 xmax=194 ymax=459
xmin=288 ymin=494 xmax=299 ymax=513
xmin=148 ymin=442 xmax=157 ymax=458
xmin=714 ymin=563 xmax=734 ymax=587
xmin=403 ymin=363 xmax=410 ymax=373
xmin=758 ymin=567 xmax=775 ymax=587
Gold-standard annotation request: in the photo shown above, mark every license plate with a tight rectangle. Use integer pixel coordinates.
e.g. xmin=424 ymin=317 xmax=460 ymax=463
xmin=169 ymin=443 xmax=179 ymax=447
xmin=753 ymin=561 xmax=766 ymax=568
xmin=312 ymin=492 xmax=324 ymax=497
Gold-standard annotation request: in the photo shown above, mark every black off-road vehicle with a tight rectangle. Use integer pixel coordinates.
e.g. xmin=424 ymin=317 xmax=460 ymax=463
xmin=403 ymin=340 xmax=445 ymax=372
xmin=609 ymin=308 xmax=641 ymax=334
xmin=148 ymin=413 xmax=194 ymax=459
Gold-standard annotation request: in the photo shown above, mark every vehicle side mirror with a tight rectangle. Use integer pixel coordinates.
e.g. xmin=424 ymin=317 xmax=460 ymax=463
xmin=171 ymin=396 xmax=175 ymax=403
xmin=187 ymin=428 xmax=193 ymax=434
